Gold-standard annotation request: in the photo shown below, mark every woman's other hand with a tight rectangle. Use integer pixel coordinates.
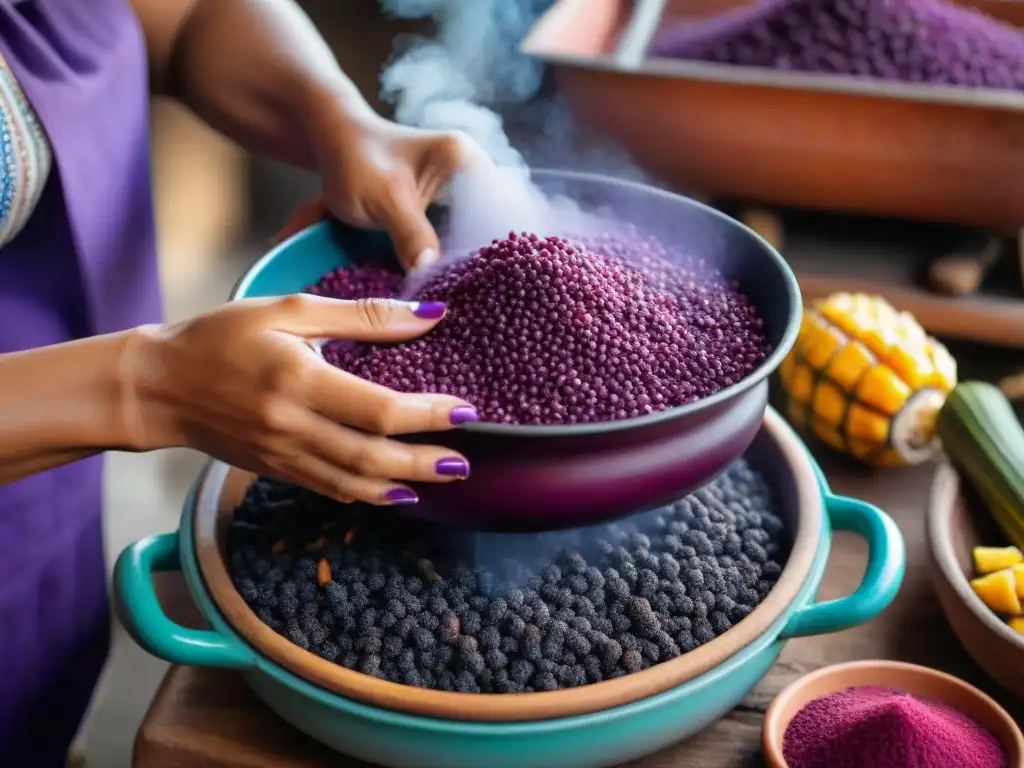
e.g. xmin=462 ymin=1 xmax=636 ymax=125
xmin=275 ymin=116 xmax=491 ymax=271
xmin=127 ymin=295 xmax=477 ymax=505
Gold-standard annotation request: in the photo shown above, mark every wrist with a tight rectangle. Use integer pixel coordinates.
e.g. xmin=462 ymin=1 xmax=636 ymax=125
xmin=117 ymin=324 xmax=184 ymax=452
xmin=298 ymin=78 xmax=382 ymax=170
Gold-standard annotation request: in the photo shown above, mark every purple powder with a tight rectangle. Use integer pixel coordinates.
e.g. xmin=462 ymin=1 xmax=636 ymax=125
xmin=309 ymin=231 xmax=767 ymax=425
xmin=783 ymin=685 xmax=1008 ymax=768
xmin=651 ymin=0 xmax=1024 ymax=89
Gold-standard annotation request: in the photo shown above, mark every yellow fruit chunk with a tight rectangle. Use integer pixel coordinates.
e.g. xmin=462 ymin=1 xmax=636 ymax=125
xmin=788 ymin=364 xmax=815 ymax=404
xmin=973 ymin=546 xmax=1024 ymax=574
xmin=846 ymin=403 xmax=890 ymax=443
xmin=925 ymin=341 xmax=957 ymax=392
xmin=885 ymin=346 xmax=935 ymax=391
xmin=803 ymin=323 xmax=844 ymax=370
xmin=856 ymin=366 xmax=911 ymax=415
xmin=971 ymin=569 xmax=1022 ymax=615
xmin=812 ymin=381 xmax=847 ymax=427
xmin=825 ymin=341 xmax=874 ymax=392
xmin=1008 ymin=616 xmax=1024 ymax=636
xmin=1012 ymin=564 xmax=1024 ymax=600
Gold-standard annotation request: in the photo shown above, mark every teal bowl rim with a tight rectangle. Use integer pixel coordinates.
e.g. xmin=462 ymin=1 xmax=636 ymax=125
xmin=113 ymin=416 xmax=905 ymax=732
xmin=174 ymin=460 xmax=831 ymax=734
xmin=232 ymin=168 xmax=803 ymax=439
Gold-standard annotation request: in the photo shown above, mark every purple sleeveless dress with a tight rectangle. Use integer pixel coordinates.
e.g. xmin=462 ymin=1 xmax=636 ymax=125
xmin=0 ymin=0 xmax=161 ymax=763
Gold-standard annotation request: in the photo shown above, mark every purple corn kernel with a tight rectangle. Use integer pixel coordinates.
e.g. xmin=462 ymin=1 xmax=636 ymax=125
xmin=308 ymin=231 xmax=769 ymax=426
xmin=651 ymin=0 xmax=1024 ymax=90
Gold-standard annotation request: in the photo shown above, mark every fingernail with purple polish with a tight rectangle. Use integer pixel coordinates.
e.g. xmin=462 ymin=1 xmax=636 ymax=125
xmin=385 ymin=488 xmax=419 ymax=506
xmin=413 ymin=301 xmax=447 ymax=319
xmin=449 ymin=405 xmax=479 ymax=425
xmin=436 ymin=457 xmax=470 ymax=479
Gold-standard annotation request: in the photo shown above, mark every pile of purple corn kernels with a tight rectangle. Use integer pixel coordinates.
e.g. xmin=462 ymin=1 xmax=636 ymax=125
xmin=308 ymin=231 xmax=768 ymax=425
xmin=229 ymin=459 xmax=787 ymax=693
xmin=649 ymin=0 xmax=1024 ymax=90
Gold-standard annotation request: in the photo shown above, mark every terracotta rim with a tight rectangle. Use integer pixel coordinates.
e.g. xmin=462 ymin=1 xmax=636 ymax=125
xmin=927 ymin=464 xmax=1024 ymax=652
xmin=522 ymin=0 xmax=1024 ymax=111
xmin=193 ymin=408 xmax=822 ymax=722
xmin=761 ymin=659 xmax=1024 ymax=767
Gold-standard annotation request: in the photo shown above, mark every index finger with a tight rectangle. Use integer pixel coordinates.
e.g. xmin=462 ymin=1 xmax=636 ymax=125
xmin=306 ymin=360 xmax=479 ymax=435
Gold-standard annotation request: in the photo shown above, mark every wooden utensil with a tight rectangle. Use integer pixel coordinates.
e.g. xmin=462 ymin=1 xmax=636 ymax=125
xmin=927 ymin=236 xmax=1005 ymax=296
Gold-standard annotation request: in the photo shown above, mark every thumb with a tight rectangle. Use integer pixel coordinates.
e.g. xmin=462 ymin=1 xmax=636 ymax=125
xmin=374 ymin=191 xmax=441 ymax=272
xmin=266 ymin=294 xmax=448 ymax=343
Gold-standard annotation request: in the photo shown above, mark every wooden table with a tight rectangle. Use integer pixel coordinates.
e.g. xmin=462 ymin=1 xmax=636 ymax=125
xmin=132 ymin=443 xmax=1024 ymax=768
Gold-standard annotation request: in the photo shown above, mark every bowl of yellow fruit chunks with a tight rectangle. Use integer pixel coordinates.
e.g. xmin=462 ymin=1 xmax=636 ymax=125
xmin=928 ymin=468 xmax=1024 ymax=699
xmin=926 ymin=381 xmax=1024 ymax=699
xmin=928 ymin=381 xmax=1024 ymax=698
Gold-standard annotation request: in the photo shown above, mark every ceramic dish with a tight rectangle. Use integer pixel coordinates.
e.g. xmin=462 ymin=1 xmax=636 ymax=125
xmin=236 ymin=168 xmax=801 ymax=530
xmin=521 ymin=0 xmax=1024 ymax=232
xmin=762 ymin=659 xmax=1024 ymax=767
xmin=114 ymin=409 xmax=904 ymax=768
xmin=927 ymin=462 xmax=1024 ymax=700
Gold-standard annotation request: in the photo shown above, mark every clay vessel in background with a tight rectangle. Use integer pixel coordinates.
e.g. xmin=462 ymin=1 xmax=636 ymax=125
xmin=521 ymin=0 xmax=1024 ymax=233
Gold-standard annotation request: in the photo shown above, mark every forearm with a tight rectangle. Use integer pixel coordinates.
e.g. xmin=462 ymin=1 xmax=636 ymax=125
xmin=0 ymin=331 xmax=143 ymax=483
xmin=164 ymin=0 xmax=376 ymax=169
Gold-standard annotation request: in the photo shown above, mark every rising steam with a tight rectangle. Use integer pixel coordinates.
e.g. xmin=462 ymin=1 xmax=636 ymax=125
xmin=379 ymin=0 xmax=552 ymax=168
xmin=377 ymin=0 xmax=644 ymax=263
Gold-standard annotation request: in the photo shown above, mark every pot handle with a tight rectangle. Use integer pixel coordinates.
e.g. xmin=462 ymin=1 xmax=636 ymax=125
xmin=781 ymin=494 xmax=906 ymax=638
xmin=113 ymin=531 xmax=257 ymax=669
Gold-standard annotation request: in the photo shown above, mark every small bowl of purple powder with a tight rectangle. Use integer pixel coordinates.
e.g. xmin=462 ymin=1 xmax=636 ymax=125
xmin=237 ymin=169 xmax=801 ymax=530
xmin=762 ymin=660 xmax=1024 ymax=768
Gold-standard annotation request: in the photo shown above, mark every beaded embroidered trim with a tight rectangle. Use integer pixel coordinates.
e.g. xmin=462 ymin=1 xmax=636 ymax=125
xmin=0 ymin=49 xmax=52 ymax=248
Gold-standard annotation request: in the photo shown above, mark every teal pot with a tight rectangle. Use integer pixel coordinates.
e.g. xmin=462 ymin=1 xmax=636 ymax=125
xmin=114 ymin=409 xmax=904 ymax=768
xmin=231 ymin=168 xmax=802 ymax=530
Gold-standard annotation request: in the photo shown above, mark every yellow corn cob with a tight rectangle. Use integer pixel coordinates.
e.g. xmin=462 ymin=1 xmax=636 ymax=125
xmin=779 ymin=292 xmax=958 ymax=467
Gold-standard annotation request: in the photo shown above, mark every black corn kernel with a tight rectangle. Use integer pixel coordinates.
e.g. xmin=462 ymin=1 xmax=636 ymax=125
xmin=228 ymin=461 xmax=787 ymax=693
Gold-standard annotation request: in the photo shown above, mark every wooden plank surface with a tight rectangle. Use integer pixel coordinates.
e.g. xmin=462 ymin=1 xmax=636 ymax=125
xmin=132 ymin=445 xmax=1024 ymax=768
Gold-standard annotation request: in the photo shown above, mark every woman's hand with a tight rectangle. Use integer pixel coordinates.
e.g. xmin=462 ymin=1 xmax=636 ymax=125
xmin=128 ymin=294 xmax=478 ymax=505
xmin=277 ymin=114 xmax=490 ymax=271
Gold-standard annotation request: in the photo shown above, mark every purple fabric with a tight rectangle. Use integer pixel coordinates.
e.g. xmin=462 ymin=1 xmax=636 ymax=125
xmin=0 ymin=0 xmax=161 ymax=763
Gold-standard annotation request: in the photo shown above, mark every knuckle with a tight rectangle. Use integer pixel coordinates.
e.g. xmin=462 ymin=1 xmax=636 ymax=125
xmin=368 ymin=399 xmax=404 ymax=435
xmin=326 ymin=478 xmax=355 ymax=502
xmin=262 ymin=358 xmax=303 ymax=397
xmin=256 ymin=395 xmax=293 ymax=433
xmin=439 ymin=130 xmax=471 ymax=165
xmin=274 ymin=293 xmax=313 ymax=319
xmin=354 ymin=298 xmax=398 ymax=334
xmin=349 ymin=445 xmax=387 ymax=478
xmin=444 ymin=130 xmax=485 ymax=169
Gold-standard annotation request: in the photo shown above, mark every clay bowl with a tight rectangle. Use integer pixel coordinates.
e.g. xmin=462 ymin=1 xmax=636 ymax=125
xmin=927 ymin=462 xmax=1024 ymax=701
xmin=235 ymin=168 xmax=801 ymax=530
xmin=520 ymin=0 xmax=1024 ymax=233
xmin=762 ymin=660 xmax=1024 ymax=767
xmin=113 ymin=409 xmax=905 ymax=768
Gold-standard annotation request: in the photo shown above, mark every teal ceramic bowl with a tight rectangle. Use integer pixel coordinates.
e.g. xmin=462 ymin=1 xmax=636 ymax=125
xmin=231 ymin=168 xmax=802 ymax=530
xmin=114 ymin=409 xmax=905 ymax=768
